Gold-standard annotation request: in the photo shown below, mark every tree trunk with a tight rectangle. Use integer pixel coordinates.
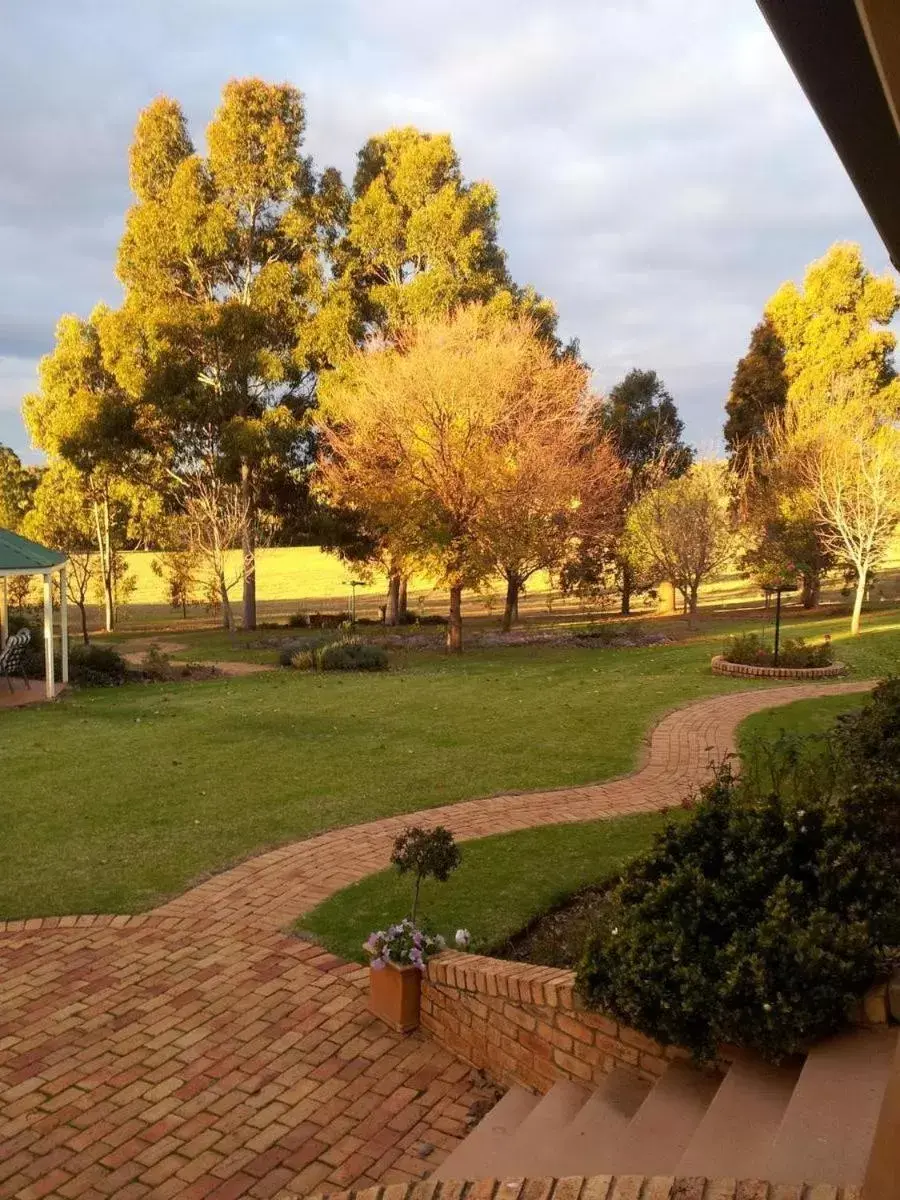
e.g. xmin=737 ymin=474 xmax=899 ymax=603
xmin=398 ymin=576 xmax=409 ymax=620
xmin=241 ymin=461 xmax=256 ymax=631
xmin=620 ymin=562 xmax=632 ymax=616
xmin=384 ymin=573 xmax=401 ymax=625
xmin=850 ymin=567 xmax=866 ymax=636
xmin=688 ymin=582 xmax=700 ymax=627
xmin=92 ymin=497 xmax=114 ymax=633
xmin=656 ymin=580 xmax=677 ymax=615
xmin=78 ymin=603 xmax=89 ymax=644
xmin=447 ymin=584 xmax=463 ymax=653
xmin=220 ymin=572 xmax=235 ymax=632
xmin=801 ymin=570 xmax=820 ymax=609
xmin=502 ymin=574 xmax=520 ymax=631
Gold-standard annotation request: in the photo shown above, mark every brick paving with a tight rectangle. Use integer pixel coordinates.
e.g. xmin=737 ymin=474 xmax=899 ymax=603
xmin=0 ymin=681 xmax=871 ymax=1199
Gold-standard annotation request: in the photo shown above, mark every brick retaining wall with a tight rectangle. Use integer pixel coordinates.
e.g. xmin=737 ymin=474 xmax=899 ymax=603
xmin=420 ymin=952 xmax=685 ymax=1093
xmin=710 ymin=654 xmax=847 ymax=680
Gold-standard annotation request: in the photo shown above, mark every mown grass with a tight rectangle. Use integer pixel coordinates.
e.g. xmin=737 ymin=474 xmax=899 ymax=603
xmin=298 ymin=810 xmax=681 ymax=963
xmin=1 ymin=605 xmax=896 ymax=920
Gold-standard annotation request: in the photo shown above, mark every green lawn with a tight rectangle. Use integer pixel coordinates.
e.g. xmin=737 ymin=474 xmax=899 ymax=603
xmin=298 ymin=810 xmax=679 ymax=963
xmin=2 ymin=605 xmax=897 ymax=919
xmin=738 ymin=691 xmax=870 ymax=749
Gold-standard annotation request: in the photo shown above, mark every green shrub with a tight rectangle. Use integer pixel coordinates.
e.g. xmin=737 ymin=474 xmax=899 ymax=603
xmin=278 ymin=635 xmax=331 ymax=667
xmin=318 ymin=637 xmax=388 ymax=672
xmin=577 ymin=759 xmax=900 ymax=1062
xmin=68 ymin=643 xmax=128 ymax=687
xmin=723 ymin=632 xmax=833 ymax=669
xmin=287 ymin=612 xmax=310 ymax=628
xmin=834 ymin=677 xmax=900 ymax=783
xmin=285 ymin=635 xmax=389 ymax=672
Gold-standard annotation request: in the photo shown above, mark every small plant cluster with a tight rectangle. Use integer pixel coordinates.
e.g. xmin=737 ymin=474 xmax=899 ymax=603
xmin=363 ymin=920 xmax=446 ymax=971
xmin=137 ymin=645 xmax=218 ymax=683
xmin=67 ymin=643 xmax=129 ymax=687
xmin=577 ymin=620 xmax=636 ymax=645
xmin=577 ymin=679 xmax=900 ymax=1062
xmin=723 ymin=631 xmax=834 ymax=669
xmin=286 ymin=635 xmax=389 ymax=672
xmin=288 ymin=610 xmax=351 ymax=629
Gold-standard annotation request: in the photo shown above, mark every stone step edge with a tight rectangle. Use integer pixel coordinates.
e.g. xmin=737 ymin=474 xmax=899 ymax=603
xmin=302 ymin=1175 xmax=857 ymax=1200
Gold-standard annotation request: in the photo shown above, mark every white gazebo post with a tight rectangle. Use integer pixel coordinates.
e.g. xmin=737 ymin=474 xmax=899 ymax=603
xmin=59 ymin=564 xmax=69 ymax=684
xmin=0 ymin=576 xmax=8 ymax=650
xmin=43 ymin=570 xmax=56 ymax=700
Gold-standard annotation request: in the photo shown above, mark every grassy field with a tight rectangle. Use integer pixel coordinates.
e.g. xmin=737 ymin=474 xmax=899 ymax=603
xmin=11 ymin=537 xmax=900 ymax=633
xmin=1 ymin=605 xmax=897 ymax=920
xmin=298 ymin=810 xmax=679 ymax=963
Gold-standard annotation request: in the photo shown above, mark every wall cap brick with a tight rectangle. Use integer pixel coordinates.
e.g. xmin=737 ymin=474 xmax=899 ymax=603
xmin=304 ymin=1174 xmax=857 ymax=1200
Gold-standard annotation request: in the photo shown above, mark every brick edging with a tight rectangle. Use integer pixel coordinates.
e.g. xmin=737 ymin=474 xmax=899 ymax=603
xmin=710 ymin=654 xmax=848 ymax=680
xmin=306 ymin=1174 xmax=856 ymax=1199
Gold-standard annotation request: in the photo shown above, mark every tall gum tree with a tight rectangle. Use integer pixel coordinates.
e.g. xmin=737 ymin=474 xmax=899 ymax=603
xmin=762 ymin=243 xmax=900 ymax=626
xmin=589 ymin=369 xmax=693 ymax=614
xmin=22 ymin=308 xmax=149 ymax=631
xmin=112 ymin=81 xmax=347 ymax=630
xmin=332 ymin=126 xmax=569 ymax=620
xmin=724 ymin=315 xmax=830 ymax=608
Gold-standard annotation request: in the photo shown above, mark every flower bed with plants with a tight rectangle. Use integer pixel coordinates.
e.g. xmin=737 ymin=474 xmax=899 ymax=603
xmin=713 ymin=631 xmax=846 ymax=678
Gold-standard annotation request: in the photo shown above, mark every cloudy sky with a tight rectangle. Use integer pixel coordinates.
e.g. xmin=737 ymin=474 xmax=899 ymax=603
xmin=0 ymin=0 xmax=894 ymax=462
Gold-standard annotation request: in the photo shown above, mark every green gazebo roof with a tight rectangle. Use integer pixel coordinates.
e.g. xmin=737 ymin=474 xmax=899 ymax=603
xmin=0 ymin=527 xmax=67 ymax=573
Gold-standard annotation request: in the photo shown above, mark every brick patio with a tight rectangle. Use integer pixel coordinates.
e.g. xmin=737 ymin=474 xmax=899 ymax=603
xmin=0 ymin=681 xmax=871 ymax=1199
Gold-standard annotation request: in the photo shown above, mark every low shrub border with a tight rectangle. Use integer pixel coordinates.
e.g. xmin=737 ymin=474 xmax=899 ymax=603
xmin=711 ymin=654 xmax=847 ymax=680
xmin=421 ymin=951 xmax=894 ymax=1096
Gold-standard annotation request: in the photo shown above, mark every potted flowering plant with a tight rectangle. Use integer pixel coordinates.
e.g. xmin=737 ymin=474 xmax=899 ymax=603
xmin=364 ymin=920 xmax=446 ymax=1032
xmin=364 ymin=825 xmax=462 ymax=1032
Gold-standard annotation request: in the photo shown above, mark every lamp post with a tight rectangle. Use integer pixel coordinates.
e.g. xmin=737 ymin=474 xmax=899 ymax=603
xmin=347 ymin=580 xmax=364 ymax=624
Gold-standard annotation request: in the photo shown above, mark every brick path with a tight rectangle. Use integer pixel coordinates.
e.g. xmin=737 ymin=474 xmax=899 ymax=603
xmin=0 ymin=681 xmax=871 ymax=1199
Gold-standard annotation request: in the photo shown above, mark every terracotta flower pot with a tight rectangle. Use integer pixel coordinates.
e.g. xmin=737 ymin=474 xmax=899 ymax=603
xmin=368 ymin=962 xmax=421 ymax=1033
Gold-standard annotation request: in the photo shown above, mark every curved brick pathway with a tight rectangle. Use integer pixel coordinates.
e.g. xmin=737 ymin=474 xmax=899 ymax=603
xmin=0 ymin=680 xmax=871 ymax=1200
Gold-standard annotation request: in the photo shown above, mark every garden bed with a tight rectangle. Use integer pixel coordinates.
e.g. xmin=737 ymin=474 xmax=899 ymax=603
xmin=492 ymin=885 xmax=609 ymax=969
xmin=711 ymin=653 xmax=847 ymax=680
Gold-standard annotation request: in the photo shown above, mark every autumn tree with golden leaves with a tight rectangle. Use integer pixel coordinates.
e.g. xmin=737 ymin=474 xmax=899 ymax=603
xmin=318 ymin=308 xmax=623 ymax=651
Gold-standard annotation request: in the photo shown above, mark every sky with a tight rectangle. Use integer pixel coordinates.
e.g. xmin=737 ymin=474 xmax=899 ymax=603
xmin=0 ymin=0 xmax=895 ymax=463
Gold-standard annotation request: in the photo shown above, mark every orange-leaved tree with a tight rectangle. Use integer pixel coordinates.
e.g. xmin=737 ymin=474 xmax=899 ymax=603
xmin=318 ymin=307 xmax=618 ymax=650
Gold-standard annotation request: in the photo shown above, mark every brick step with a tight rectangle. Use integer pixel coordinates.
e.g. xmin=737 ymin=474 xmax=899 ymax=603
xmin=676 ymin=1053 xmax=802 ymax=1179
xmin=602 ymin=1058 xmax=723 ymax=1176
xmin=430 ymin=1084 xmax=539 ymax=1182
xmin=472 ymin=1078 xmax=593 ymax=1178
xmin=547 ymin=1067 xmax=653 ymax=1176
xmin=761 ymin=1025 xmax=899 ymax=1188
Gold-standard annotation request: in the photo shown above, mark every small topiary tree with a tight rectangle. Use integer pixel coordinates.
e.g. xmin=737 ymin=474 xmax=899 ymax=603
xmin=577 ymin=754 xmax=900 ymax=1062
xmin=391 ymin=825 xmax=461 ymax=922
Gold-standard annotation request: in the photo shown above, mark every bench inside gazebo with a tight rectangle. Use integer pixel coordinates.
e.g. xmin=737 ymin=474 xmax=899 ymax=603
xmin=0 ymin=528 xmax=69 ymax=703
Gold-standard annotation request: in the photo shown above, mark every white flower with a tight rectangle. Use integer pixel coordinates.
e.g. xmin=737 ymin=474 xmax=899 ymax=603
xmin=611 ymin=927 xmax=619 ymax=936
xmin=455 ymin=928 xmax=471 ymax=949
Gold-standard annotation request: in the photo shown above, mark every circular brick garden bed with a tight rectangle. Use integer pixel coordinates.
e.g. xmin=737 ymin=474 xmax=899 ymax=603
xmin=711 ymin=654 xmax=848 ymax=680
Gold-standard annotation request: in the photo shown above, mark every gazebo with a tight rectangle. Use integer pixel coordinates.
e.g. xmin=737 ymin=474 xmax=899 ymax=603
xmin=0 ymin=528 xmax=69 ymax=700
